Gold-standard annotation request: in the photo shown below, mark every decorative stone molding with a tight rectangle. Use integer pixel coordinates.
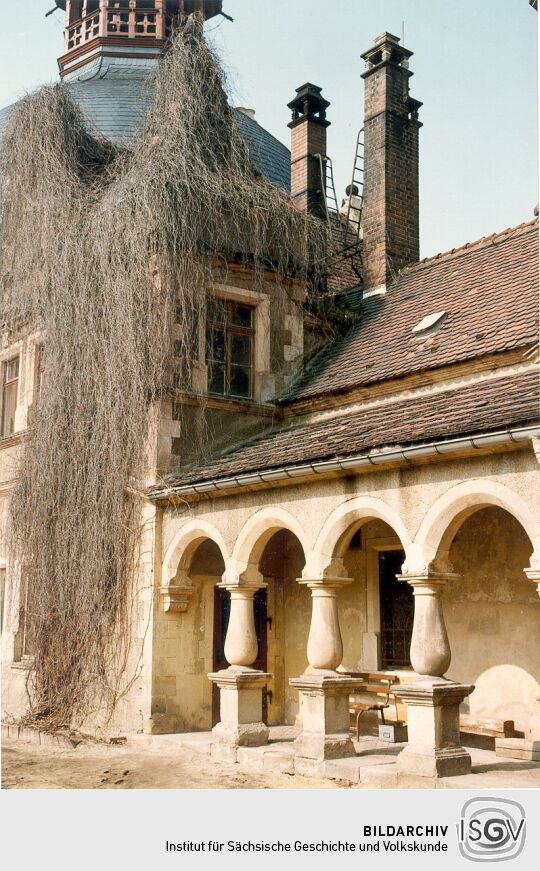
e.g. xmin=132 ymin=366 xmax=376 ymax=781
xmin=160 ymin=583 xmax=193 ymax=614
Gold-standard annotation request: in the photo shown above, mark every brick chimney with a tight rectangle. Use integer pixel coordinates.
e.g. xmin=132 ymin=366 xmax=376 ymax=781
xmin=288 ymin=83 xmax=330 ymax=219
xmin=361 ymin=33 xmax=422 ymax=294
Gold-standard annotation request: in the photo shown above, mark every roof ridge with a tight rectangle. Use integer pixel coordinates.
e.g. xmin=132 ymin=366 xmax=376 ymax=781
xmin=397 ymin=218 xmax=539 ymax=278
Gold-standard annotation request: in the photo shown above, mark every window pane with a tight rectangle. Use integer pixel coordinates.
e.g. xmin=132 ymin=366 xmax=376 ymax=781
xmin=2 ymin=382 xmax=17 ymax=436
xmin=230 ymin=365 xmax=251 ymax=398
xmin=231 ymin=333 xmax=252 ymax=367
xmin=208 ymin=363 xmax=226 ymax=396
xmin=230 ymin=304 xmax=253 ymax=328
xmin=5 ymin=358 xmax=19 ymax=382
xmin=207 ymin=297 xmax=226 ymax=325
xmin=207 ymin=328 xmax=225 ymax=363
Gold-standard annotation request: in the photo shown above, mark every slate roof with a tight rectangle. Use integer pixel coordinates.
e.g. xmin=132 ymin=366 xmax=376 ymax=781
xmin=150 ymin=370 xmax=540 ymax=495
xmin=286 ymin=220 xmax=539 ymax=402
xmin=0 ymin=62 xmax=291 ymax=193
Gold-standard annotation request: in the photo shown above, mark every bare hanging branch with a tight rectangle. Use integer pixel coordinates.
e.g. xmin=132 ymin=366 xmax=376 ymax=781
xmin=0 ymin=28 xmax=323 ymax=729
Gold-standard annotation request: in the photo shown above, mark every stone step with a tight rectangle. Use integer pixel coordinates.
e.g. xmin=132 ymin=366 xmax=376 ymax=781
xmin=496 ymin=738 xmax=540 ymax=762
xmin=2 ymin=723 xmax=81 ymax=749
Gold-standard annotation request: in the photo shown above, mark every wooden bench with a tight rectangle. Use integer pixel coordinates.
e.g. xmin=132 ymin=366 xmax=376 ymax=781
xmin=459 ymin=715 xmax=515 ymax=740
xmin=344 ymin=672 xmax=399 ymax=740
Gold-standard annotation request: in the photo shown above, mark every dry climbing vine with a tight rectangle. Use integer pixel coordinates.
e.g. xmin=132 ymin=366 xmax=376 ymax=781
xmin=0 ymin=25 xmax=322 ymax=728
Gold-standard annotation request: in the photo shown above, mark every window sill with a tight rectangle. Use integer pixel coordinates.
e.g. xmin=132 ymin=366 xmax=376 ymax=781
xmin=11 ymin=657 xmax=34 ymax=671
xmin=171 ymin=390 xmax=277 ymax=417
xmin=0 ymin=429 xmax=28 ymax=450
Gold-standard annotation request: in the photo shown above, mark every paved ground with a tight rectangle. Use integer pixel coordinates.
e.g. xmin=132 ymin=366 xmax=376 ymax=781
xmin=3 ymin=729 xmax=540 ymax=790
xmin=1 ymin=740 xmax=339 ymax=790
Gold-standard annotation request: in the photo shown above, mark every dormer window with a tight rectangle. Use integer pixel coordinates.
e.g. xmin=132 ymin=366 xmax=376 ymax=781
xmin=206 ymin=299 xmax=254 ymax=400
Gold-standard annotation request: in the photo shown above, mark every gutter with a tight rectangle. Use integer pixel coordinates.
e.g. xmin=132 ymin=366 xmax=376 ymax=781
xmin=150 ymin=424 xmax=540 ymax=502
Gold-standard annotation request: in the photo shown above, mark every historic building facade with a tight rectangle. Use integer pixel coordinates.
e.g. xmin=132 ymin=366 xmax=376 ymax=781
xmin=1 ymin=2 xmax=539 ymax=781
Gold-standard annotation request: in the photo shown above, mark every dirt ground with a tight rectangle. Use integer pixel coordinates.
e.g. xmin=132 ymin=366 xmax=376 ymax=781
xmin=1 ymin=740 xmax=341 ymax=790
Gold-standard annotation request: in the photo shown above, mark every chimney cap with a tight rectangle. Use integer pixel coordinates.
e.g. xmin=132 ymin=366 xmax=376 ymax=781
xmin=288 ymin=83 xmax=330 ymax=113
xmin=374 ymin=32 xmax=401 ymax=46
xmin=361 ymin=32 xmax=414 ymax=65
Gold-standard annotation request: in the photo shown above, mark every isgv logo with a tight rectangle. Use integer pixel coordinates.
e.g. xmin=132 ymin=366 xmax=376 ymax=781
xmin=458 ymin=797 xmax=526 ymax=862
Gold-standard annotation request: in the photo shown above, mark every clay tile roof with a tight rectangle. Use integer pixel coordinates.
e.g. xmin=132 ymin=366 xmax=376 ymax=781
xmin=285 ymin=219 xmax=539 ymax=402
xmin=150 ymin=369 xmax=539 ymax=495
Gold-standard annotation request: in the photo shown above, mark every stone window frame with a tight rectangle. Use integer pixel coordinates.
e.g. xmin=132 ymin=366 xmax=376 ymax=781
xmin=0 ymin=562 xmax=6 ymax=637
xmin=0 ymin=336 xmax=43 ymax=438
xmin=206 ymin=298 xmax=255 ymax=400
xmin=0 ymin=355 xmax=20 ymax=438
xmin=196 ymin=284 xmax=271 ymax=404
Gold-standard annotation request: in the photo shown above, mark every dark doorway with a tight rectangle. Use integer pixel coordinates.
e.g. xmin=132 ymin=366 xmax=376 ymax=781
xmin=212 ymin=586 xmax=268 ymax=726
xmin=379 ymin=550 xmax=413 ymax=669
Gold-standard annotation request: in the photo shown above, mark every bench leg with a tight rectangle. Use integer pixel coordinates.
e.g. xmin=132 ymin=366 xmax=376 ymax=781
xmin=380 ymin=709 xmax=386 ymax=725
xmin=356 ymin=711 xmax=362 ymax=742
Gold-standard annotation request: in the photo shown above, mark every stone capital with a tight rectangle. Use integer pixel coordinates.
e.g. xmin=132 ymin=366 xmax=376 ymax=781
xmin=398 ymin=571 xmax=460 ymax=594
xmin=298 ymin=577 xmax=353 ymax=592
xmin=218 ymin=580 xmax=267 ymax=595
xmin=221 ymin=561 xmax=266 ymax=591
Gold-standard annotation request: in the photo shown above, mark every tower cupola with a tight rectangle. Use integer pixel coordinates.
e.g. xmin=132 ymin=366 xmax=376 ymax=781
xmin=56 ymin=1 xmax=223 ymax=78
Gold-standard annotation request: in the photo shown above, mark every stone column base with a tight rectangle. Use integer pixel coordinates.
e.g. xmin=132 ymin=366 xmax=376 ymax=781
xmin=290 ymin=672 xmax=362 ymax=764
xmin=395 ymin=678 xmax=474 ymax=778
xmin=208 ymin=667 xmax=271 ymax=752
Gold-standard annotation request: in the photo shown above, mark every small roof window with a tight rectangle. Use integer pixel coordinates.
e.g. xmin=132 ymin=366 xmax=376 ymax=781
xmin=412 ymin=311 xmax=447 ymax=336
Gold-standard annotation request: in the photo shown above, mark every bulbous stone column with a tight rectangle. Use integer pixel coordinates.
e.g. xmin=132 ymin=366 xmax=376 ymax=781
xmin=290 ymin=578 xmax=363 ymax=773
xmin=224 ymin=587 xmax=260 ymax=667
xmin=407 ymin=574 xmax=452 ymax=677
xmin=393 ymin=572 xmax=474 ymax=778
xmin=208 ymin=580 xmax=271 ymax=758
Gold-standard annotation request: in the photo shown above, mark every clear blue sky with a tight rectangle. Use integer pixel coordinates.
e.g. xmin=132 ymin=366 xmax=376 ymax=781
xmin=1 ymin=0 xmax=537 ymax=257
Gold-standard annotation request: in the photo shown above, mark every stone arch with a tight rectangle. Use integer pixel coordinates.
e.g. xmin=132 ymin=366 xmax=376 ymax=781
xmin=410 ymin=479 xmax=540 ymax=574
xmin=162 ymin=519 xmax=229 ymax=584
xmin=230 ymin=507 xmax=309 ymax=581
xmin=309 ymin=495 xmax=413 ymax=577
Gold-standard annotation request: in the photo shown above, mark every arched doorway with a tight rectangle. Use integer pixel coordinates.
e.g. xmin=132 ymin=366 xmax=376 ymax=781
xmin=212 ymin=583 xmax=268 ymax=726
xmin=441 ymin=506 xmax=538 ymax=736
xmin=257 ymin=529 xmax=308 ymax=726
xmin=337 ymin=519 xmax=409 ymax=673
xmin=153 ymin=536 xmax=225 ymax=734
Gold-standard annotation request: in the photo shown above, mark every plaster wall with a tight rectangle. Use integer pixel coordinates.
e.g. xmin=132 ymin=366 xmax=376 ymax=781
xmin=159 ymin=448 xmax=539 ymax=734
xmin=445 ymin=506 xmax=539 ymax=735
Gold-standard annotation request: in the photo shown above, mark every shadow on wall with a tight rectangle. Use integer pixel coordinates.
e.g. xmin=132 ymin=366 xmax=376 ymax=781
xmin=444 ymin=507 xmax=539 ymax=735
xmin=464 ymin=665 xmax=539 ymax=736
